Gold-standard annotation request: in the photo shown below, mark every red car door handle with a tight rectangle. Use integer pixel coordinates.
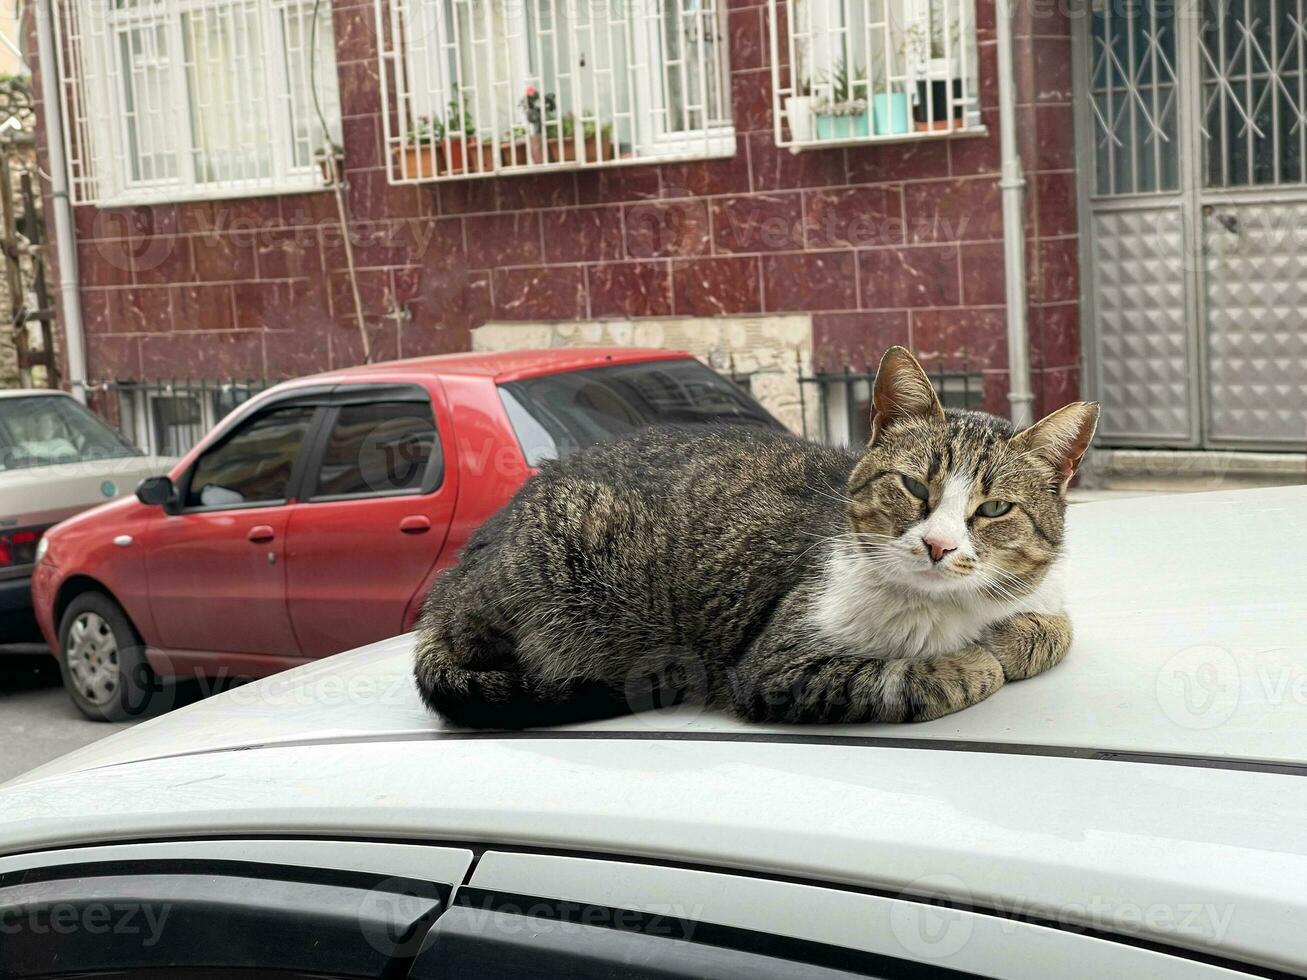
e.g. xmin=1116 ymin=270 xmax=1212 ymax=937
xmin=247 ymin=525 xmax=276 ymax=543
xmin=400 ymin=515 xmax=431 ymax=535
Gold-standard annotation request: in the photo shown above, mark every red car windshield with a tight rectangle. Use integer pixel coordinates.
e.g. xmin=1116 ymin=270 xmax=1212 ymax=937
xmin=498 ymin=358 xmax=782 ymax=466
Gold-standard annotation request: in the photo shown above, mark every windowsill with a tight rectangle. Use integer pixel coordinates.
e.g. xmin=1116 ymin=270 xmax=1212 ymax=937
xmin=387 ymin=131 xmax=738 ymax=184
xmin=779 ymin=123 xmax=989 ymax=153
xmin=86 ymin=172 xmax=333 ymax=210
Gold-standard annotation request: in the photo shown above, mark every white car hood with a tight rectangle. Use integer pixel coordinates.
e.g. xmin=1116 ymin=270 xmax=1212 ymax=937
xmin=0 ymin=455 xmax=176 ymax=527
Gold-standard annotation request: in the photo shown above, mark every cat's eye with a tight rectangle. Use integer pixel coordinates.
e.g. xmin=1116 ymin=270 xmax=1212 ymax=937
xmin=901 ymin=475 xmax=930 ymax=501
xmin=975 ymin=499 xmax=1014 ymax=518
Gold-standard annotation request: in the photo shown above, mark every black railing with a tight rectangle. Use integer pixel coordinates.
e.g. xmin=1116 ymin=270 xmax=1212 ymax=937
xmin=91 ymin=378 xmax=276 ymax=457
xmin=798 ymin=353 xmax=982 ymax=444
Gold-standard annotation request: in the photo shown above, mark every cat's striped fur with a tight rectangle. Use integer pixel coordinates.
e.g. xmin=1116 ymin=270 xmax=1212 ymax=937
xmin=414 ymin=346 xmax=1097 ymax=728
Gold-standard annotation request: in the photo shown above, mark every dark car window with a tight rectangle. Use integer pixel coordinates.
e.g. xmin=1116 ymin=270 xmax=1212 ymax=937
xmin=498 ymin=359 xmax=781 ymax=466
xmin=310 ymin=401 xmax=440 ymax=499
xmin=185 ymin=405 xmax=316 ymax=509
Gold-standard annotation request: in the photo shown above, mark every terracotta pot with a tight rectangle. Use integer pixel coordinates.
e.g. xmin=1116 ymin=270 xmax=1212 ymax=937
xmin=913 ymin=119 xmax=957 ymax=132
xmin=395 ymin=139 xmax=490 ymax=178
xmin=553 ymin=134 xmax=618 ymax=164
xmin=501 ymin=135 xmax=546 ymax=167
xmin=474 ymin=142 xmax=497 ymax=172
xmin=396 ymin=145 xmax=439 ymax=179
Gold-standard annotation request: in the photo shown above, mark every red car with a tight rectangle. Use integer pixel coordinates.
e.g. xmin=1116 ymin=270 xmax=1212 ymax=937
xmin=32 ymin=348 xmax=780 ymax=721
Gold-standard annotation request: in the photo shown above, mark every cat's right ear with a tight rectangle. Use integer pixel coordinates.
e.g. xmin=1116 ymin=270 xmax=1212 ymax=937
xmin=869 ymin=346 xmax=944 ymax=444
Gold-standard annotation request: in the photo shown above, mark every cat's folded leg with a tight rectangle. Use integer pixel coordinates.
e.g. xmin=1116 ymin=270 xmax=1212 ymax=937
xmin=728 ymin=620 xmax=1005 ymax=724
xmin=984 ymin=611 xmax=1072 ymax=681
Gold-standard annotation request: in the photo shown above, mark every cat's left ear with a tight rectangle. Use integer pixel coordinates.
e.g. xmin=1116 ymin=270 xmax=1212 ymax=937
xmin=1010 ymin=402 xmax=1100 ymax=494
xmin=869 ymin=346 xmax=944 ymax=444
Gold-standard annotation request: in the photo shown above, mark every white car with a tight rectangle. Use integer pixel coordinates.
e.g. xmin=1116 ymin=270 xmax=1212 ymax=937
xmin=0 ymin=389 xmax=174 ymax=642
xmin=0 ymin=487 xmax=1303 ymax=979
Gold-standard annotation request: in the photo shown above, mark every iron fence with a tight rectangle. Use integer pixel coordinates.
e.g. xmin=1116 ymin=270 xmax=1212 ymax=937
xmin=798 ymin=354 xmax=982 ymax=445
xmin=93 ymin=378 xmax=275 ymax=457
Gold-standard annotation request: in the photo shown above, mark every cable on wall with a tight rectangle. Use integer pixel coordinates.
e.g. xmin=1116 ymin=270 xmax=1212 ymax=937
xmin=311 ymin=0 xmax=371 ymax=363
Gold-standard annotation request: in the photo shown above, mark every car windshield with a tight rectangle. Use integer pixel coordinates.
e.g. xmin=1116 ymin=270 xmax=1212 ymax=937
xmin=0 ymin=394 xmax=140 ymax=471
xmin=498 ymin=358 xmax=783 ymax=466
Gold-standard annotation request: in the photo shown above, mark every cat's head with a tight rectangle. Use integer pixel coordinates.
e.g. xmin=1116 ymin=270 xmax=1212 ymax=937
xmin=845 ymin=346 xmax=1098 ymax=599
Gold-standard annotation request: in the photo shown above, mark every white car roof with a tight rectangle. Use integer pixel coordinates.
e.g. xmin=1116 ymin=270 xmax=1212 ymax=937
xmin=1 ymin=486 xmax=1306 ymax=974
xmin=13 ymin=484 xmax=1307 ymax=773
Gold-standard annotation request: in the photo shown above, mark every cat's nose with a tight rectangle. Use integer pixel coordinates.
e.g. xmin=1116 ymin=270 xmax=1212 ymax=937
xmin=924 ymin=535 xmax=957 ymax=563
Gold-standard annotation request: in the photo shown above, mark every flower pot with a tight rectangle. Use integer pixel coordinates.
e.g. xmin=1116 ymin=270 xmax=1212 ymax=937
xmin=501 ymin=135 xmax=546 ymax=167
xmin=553 ymin=134 xmax=618 ymax=163
xmin=814 ymin=111 xmax=871 ymax=141
xmin=785 ymin=95 xmax=815 ymax=142
xmin=914 ymin=78 xmax=964 ymax=129
xmin=438 ymin=137 xmax=477 ymax=175
xmin=396 ymin=145 xmax=440 ymax=179
xmin=872 ymin=94 xmax=912 ymax=135
xmin=395 ymin=140 xmax=490 ymax=178
xmin=474 ymin=141 xmax=498 ymax=172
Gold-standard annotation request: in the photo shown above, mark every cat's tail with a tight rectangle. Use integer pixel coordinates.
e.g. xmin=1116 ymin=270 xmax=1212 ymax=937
xmin=412 ymin=625 xmax=629 ymax=730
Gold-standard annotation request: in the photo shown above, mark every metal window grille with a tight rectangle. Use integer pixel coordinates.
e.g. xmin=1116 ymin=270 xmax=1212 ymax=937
xmin=376 ymin=0 xmax=734 ymax=182
xmin=798 ymin=357 xmax=982 ymax=445
xmin=51 ymin=0 xmax=343 ymax=207
xmin=1089 ymin=0 xmax=1180 ymax=196
xmin=769 ymin=0 xmax=981 ymax=149
xmin=1200 ymin=0 xmax=1307 ymax=187
xmin=98 ymin=379 xmax=274 ymax=457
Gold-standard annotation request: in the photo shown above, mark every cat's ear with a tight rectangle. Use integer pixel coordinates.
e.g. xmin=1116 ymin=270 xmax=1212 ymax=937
xmin=869 ymin=346 xmax=944 ymax=444
xmin=1010 ymin=401 xmax=1100 ymax=493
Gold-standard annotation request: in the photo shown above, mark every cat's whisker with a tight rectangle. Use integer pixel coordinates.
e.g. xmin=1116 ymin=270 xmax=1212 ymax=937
xmin=805 ymin=484 xmax=857 ymax=507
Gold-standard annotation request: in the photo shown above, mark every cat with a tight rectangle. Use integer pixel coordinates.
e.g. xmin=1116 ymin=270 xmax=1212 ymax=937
xmin=413 ymin=346 xmax=1098 ymax=729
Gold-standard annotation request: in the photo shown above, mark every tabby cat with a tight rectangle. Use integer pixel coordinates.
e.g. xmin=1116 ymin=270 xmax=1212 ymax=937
xmin=414 ymin=346 xmax=1098 ymax=728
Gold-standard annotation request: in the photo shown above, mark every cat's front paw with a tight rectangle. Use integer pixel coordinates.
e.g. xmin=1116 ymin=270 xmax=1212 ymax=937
xmin=905 ymin=648 xmax=1005 ymax=722
xmin=986 ymin=612 xmax=1072 ymax=681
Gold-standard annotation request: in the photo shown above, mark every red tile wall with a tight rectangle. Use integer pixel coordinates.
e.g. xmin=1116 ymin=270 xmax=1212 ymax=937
xmin=35 ymin=0 xmax=1081 ymax=418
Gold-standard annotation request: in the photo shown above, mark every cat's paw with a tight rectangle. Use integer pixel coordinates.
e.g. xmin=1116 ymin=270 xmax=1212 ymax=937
xmin=905 ymin=648 xmax=1005 ymax=722
xmin=986 ymin=612 xmax=1072 ymax=681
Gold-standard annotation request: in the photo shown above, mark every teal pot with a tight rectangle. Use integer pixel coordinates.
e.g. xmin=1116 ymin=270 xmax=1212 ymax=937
xmin=872 ymin=93 xmax=912 ymax=135
xmin=814 ymin=111 xmax=871 ymax=141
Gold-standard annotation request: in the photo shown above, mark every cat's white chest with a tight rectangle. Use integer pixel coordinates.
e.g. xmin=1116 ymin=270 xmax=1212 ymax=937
xmin=808 ymin=546 xmax=1062 ymax=658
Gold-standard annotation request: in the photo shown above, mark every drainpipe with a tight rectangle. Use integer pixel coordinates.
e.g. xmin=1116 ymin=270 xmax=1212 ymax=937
xmin=995 ymin=0 xmax=1035 ymax=429
xmin=34 ymin=0 xmax=88 ymax=403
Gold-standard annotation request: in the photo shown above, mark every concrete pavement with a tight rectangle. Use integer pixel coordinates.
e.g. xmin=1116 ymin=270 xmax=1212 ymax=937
xmin=0 ymin=646 xmax=142 ymax=785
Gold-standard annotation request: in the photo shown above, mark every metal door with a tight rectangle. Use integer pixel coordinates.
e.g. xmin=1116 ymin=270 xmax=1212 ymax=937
xmin=1075 ymin=0 xmax=1307 ymax=450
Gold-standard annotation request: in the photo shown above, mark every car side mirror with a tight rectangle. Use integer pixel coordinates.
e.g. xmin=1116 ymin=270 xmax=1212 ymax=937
xmin=136 ymin=475 xmax=175 ymax=509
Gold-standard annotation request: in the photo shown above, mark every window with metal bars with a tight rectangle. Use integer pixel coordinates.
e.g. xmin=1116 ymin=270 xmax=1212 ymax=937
xmin=769 ymin=0 xmax=982 ymax=149
xmin=52 ymin=0 xmax=343 ymax=206
xmin=377 ymin=0 xmax=735 ymax=182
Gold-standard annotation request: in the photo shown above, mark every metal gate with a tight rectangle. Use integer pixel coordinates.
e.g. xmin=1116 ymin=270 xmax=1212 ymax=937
xmin=1074 ymin=0 xmax=1307 ymax=450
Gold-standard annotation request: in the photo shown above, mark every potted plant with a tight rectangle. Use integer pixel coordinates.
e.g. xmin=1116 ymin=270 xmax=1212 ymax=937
xmin=502 ymin=86 xmax=557 ymax=166
xmin=786 ymin=31 xmax=816 ymax=143
xmin=813 ymin=58 xmax=870 ymax=140
xmin=397 ymin=86 xmax=491 ymax=177
xmin=785 ymin=75 xmax=816 ymax=143
xmin=397 ymin=114 xmax=444 ymax=178
xmin=910 ymin=5 xmax=964 ymax=131
xmin=554 ymin=113 xmax=618 ymax=162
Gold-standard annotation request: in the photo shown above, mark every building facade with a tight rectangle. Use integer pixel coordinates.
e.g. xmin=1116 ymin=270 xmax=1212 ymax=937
xmin=25 ymin=0 xmax=1306 ymax=457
